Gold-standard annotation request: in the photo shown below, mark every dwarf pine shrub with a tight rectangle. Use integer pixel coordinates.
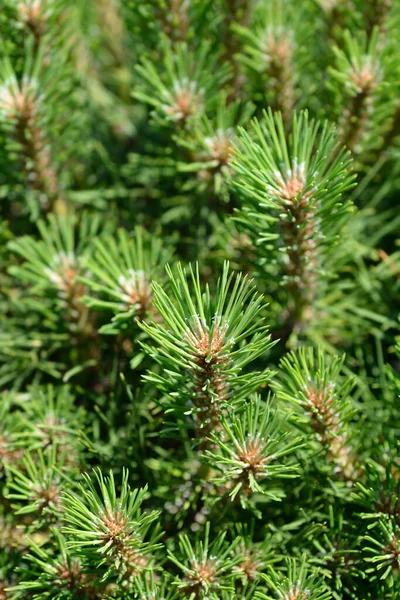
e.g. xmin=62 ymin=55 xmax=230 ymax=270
xmin=1 ymin=1 xmax=400 ymax=598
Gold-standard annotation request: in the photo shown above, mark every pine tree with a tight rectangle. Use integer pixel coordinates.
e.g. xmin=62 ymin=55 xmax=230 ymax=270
xmin=1 ymin=1 xmax=400 ymax=599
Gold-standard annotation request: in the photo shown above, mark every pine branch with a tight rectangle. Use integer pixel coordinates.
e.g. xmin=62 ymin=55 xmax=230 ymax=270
xmin=329 ymin=29 xmax=383 ymax=155
xmin=134 ymin=38 xmax=230 ymax=127
xmin=256 ymin=556 xmax=332 ymax=600
xmin=205 ymin=395 xmax=302 ymax=507
xmin=0 ymin=42 xmax=65 ymax=213
xmin=168 ymin=522 xmax=242 ymax=599
xmin=272 ymin=348 xmax=359 ymax=480
xmin=232 ymin=109 xmax=354 ymax=337
xmin=140 ymin=261 xmax=274 ymax=446
xmin=233 ymin=0 xmax=304 ymax=122
xmin=81 ymin=226 xmax=171 ymax=335
xmin=62 ymin=469 xmax=162 ymax=583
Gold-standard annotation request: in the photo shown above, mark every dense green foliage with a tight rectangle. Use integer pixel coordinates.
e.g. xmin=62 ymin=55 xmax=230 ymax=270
xmin=1 ymin=1 xmax=400 ymax=598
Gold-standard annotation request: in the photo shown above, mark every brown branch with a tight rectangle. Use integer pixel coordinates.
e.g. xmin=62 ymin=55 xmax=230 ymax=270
xmin=303 ymin=379 xmax=358 ymax=480
xmin=159 ymin=0 xmax=190 ymax=42
xmin=283 ymin=196 xmax=319 ymax=327
xmin=272 ymin=164 xmax=320 ymax=332
xmin=187 ymin=317 xmax=231 ymax=448
xmin=14 ymin=106 xmax=64 ymax=212
xmin=339 ymin=88 xmax=374 ymax=153
xmin=223 ymin=0 xmax=251 ymax=100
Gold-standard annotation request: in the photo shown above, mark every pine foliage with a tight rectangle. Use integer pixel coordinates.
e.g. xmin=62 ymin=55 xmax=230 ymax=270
xmin=1 ymin=1 xmax=400 ymax=599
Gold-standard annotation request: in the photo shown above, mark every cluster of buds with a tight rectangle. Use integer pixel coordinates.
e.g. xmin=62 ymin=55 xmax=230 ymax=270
xmin=96 ymin=506 xmax=152 ymax=577
xmin=5 ymin=450 xmax=65 ymax=529
xmin=118 ymin=270 xmax=153 ymax=320
xmin=46 ymin=253 xmax=84 ymax=321
xmin=45 ymin=252 xmax=81 ymax=299
xmin=183 ymin=555 xmax=221 ymax=597
xmin=233 ymin=540 xmax=266 ymax=582
xmin=365 ymin=516 xmax=400 ymax=583
xmin=202 ymin=129 xmax=235 ymax=168
xmin=206 ymin=397 xmax=301 ymax=505
xmin=267 ymin=159 xmax=311 ymax=204
xmin=63 ymin=472 xmax=160 ymax=584
xmin=302 ymin=378 xmax=339 ymax=445
xmin=34 ymin=412 xmax=80 ymax=468
xmin=186 ymin=316 xmax=230 ymax=362
xmin=379 ymin=463 xmax=400 ymax=522
xmin=17 ymin=0 xmax=52 ymax=44
xmin=32 ymin=476 xmax=63 ymax=517
xmin=170 ymin=526 xmax=241 ymax=599
xmin=356 ymin=460 xmax=400 ymax=524
xmin=52 ymin=557 xmax=93 ymax=595
xmin=274 ymin=350 xmax=359 ymax=480
xmin=197 ymin=128 xmax=235 ymax=185
xmin=0 ymin=78 xmax=41 ymax=122
xmin=384 ymin=536 xmax=400 ymax=570
xmin=347 ymin=55 xmax=381 ymax=95
xmin=161 ymin=79 xmax=204 ymax=124
xmin=231 ymin=433 xmax=271 ymax=494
